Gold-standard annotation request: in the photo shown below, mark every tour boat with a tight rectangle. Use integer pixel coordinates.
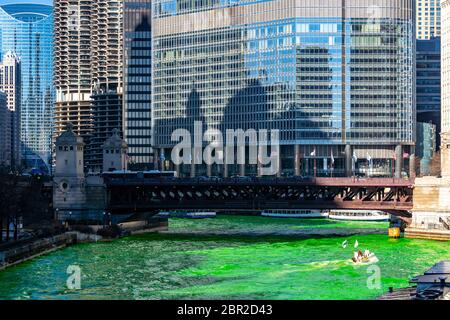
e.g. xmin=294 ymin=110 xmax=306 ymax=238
xmin=328 ymin=210 xmax=390 ymax=222
xmin=261 ymin=209 xmax=329 ymax=218
xmin=157 ymin=210 xmax=217 ymax=219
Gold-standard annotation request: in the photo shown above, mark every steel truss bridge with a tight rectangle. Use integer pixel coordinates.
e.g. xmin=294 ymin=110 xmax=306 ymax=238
xmin=104 ymin=177 xmax=414 ymax=217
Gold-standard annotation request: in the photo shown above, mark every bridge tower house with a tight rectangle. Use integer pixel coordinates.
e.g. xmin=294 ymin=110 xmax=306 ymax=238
xmin=102 ymin=128 xmax=128 ymax=172
xmin=53 ymin=122 xmax=87 ymax=221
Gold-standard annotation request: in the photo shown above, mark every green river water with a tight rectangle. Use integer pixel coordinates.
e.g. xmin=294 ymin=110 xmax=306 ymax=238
xmin=0 ymin=216 xmax=449 ymax=300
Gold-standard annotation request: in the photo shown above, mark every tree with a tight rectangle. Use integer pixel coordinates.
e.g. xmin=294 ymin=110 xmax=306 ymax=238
xmin=0 ymin=172 xmax=25 ymax=243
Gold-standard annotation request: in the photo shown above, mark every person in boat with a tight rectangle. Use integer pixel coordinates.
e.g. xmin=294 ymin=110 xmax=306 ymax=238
xmin=352 ymin=251 xmax=363 ymax=263
xmin=352 ymin=250 xmax=369 ymax=263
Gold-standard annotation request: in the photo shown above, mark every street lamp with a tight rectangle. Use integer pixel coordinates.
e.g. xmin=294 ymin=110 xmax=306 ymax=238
xmin=55 ymin=208 xmax=59 ymax=222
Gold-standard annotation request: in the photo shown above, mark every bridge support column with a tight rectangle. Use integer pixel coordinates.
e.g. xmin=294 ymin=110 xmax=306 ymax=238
xmin=345 ymin=144 xmax=352 ymax=177
xmin=294 ymin=145 xmax=301 ymax=176
xmin=190 ymin=148 xmax=196 ymax=178
xmin=277 ymin=152 xmax=282 ymax=177
xmin=160 ymin=148 xmax=165 ymax=171
xmin=190 ymin=164 xmax=196 ymax=178
xmin=223 ymin=164 xmax=228 ymax=178
xmin=175 ymin=163 xmax=181 ymax=178
xmin=239 ymin=163 xmax=246 ymax=177
xmin=395 ymin=145 xmax=402 ymax=178
xmin=258 ymin=145 xmax=263 ymax=177
xmin=409 ymin=146 xmax=416 ymax=179
xmin=207 ymin=164 xmax=212 ymax=177
xmin=153 ymin=149 xmax=159 ymax=171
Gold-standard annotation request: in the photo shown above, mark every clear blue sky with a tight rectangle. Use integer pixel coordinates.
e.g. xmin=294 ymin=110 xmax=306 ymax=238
xmin=0 ymin=0 xmax=53 ymax=6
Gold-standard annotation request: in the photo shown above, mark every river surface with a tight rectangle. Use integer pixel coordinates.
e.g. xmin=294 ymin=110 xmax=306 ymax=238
xmin=0 ymin=216 xmax=449 ymax=300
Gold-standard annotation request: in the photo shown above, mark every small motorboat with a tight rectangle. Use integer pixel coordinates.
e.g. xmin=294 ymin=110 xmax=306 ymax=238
xmin=351 ymin=250 xmax=379 ymax=265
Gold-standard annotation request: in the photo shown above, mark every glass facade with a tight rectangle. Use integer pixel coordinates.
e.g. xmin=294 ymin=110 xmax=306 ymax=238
xmin=416 ymin=37 xmax=441 ymax=148
xmin=0 ymin=4 xmax=54 ymax=172
xmin=124 ymin=0 xmax=153 ymax=169
xmin=152 ymin=0 xmax=415 ymax=177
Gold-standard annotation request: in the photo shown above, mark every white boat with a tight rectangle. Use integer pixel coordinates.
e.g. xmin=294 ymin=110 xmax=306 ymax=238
xmin=328 ymin=210 xmax=390 ymax=222
xmin=186 ymin=211 xmax=217 ymax=219
xmin=261 ymin=209 xmax=329 ymax=218
xmin=157 ymin=210 xmax=216 ymax=219
xmin=351 ymin=253 xmax=379 ymax=265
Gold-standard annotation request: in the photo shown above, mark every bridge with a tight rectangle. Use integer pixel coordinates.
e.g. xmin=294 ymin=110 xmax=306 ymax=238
xmin=104 ymin=177 xmax=414 ymax=217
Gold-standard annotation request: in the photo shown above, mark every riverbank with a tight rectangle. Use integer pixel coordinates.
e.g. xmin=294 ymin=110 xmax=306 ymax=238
xmin=0 ymin=218 xmax=169 ymax=271
xmin=0 ymin=233 xmax=78 ymax=271
xmin=377 ymin=287 xmax=416 ymax=300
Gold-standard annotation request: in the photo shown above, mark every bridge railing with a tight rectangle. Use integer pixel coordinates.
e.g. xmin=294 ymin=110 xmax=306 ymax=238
xmin=104 ymin=176 xmax=414 ymax=188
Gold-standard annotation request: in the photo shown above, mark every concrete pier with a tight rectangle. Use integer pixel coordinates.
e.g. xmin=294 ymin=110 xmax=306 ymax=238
xmin=395 ymin=145 xmax=402 ymax=178
xmin=294 ymin=145 xmax=301 ymax=176
xmin=406 ymin=176 xmax=450 ymax=240
xmin=345 ymin=145 xmax=352 ymax=177
xmin=239 ymin=163 xmax=246 ymax=177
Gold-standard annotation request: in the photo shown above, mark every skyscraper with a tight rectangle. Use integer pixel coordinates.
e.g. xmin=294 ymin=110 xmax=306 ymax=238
xmin=151 ymin=0 xmax=415 ymax=178
xmin=54 ymin=0 xmax=125 ymax=172
xmin=54 ymin=0 xmax=93 ymax=151
xmin=417 ymin=0 xmax=441 ymax=39
xmin=123 ymin=0 xmax=153 ymax=170
xmin=0 ymin=52 xmax=21 ymax=169
xmin=89 ymin=0 xmax=124 ymax=171
xmin=0 ymin=92 xmax=9 ymax=167
xmin=441 ymin=0 xmax=450 ymax=177
xmin=416 ymin=38 xmax=441 ymax=140
xmin=0 ymin=3 xmax=54 ymax=172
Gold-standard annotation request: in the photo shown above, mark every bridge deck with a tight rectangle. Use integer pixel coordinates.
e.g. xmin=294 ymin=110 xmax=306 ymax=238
xmin=105 ymin=177 xmax=414 ymax=188
xmin=104 ymin=177 xmax=414 ymax=215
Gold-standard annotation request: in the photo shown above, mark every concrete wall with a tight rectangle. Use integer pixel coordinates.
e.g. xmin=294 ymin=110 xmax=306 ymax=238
xmin=408 ymin=177 xmax=450 ymax=239
xmin=54 ymin=175 xmax=107 ymax=222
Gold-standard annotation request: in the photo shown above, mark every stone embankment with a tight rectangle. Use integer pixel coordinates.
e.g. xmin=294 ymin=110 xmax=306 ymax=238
xmin=0 ymin=233 xmax=78 ymax=270
xmin=0 ymin=219 xmax=168 ymax=271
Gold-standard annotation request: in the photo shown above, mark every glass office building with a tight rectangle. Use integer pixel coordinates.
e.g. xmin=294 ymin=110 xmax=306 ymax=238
xmin=124 ymin=0 xmax=153 ymax=170
xmin=417 ymin=37 xmax=441 ymax=147
xmin=0 ymin=3 xmax=54 ymax=172
xmin=151 ymin=0 xmax=415 ymax=177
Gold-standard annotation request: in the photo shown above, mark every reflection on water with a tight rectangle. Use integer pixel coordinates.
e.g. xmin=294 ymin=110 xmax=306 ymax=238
xmin=0 ymin=216 xmax=449 ymax=300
